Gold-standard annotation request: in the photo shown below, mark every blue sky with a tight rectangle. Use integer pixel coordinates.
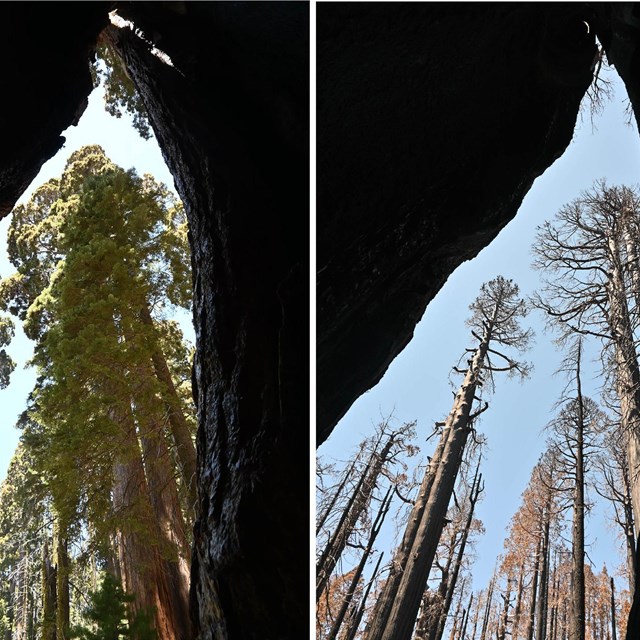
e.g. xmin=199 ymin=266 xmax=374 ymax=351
xmin=318 ymin=71 xmax=640 ymax=593
xmin=0 ymin=84 xmax=187 ymax=483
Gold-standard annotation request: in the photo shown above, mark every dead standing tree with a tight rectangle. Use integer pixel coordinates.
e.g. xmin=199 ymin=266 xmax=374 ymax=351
xmin=532 ymin=181 xmax=640 ymax=639
xmin=545 ymin=341 xmax=607 ymax=640
xmin=316 ymin=420 xmax=416 ymax=603
xmin=365 ymin=276 xmax=532 ymax=640
xmin=594 ymin=422 xmax=637 ymax=596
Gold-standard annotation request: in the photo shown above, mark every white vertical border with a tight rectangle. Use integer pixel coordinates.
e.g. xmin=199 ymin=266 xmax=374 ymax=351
xmin=310 ymin=0 xmax=317 ymax=637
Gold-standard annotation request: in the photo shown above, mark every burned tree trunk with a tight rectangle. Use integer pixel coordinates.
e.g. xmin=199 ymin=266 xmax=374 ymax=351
xmin=365 ymin=428 xmax=448 ymax=640
xmin=433 ymin=461 xmax=483 ymax=640
xmin=317 ymin=429 xmax=400 ymax=601
xmin=104 ymin=4 xmax=309 ymax=637
xmin=368 ymin=277 xmax=530 ymax=640
xmin=326 ymin=485 xmax=394 ymax=640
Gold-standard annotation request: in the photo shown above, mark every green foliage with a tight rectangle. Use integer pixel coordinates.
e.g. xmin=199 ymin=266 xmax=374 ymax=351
xmin=0 ymin=315 xmax=15 ymax=388
xmin=0 ymin=143 xmax=194 ymax=631
xmin=71 ymin=573 xmax=156 ymax=640
xmin=93 ymin=42 xmax=151 ymax=140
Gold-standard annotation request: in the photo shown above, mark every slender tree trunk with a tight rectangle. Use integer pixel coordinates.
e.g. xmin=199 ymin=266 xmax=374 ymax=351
xmin=447 ymin=587 xmax=464 ymax=640
xmin=536 ymin=513 xmax=551 ymax=640
xmin=55 ymin=525 xmax=70 ymax=640
xmin=497 ymin=575 xmax=512 ymax=640
xmin=611 ymin=577 xmax=618 ymax=640
xmin=459 ymin=594 xmax=473 ymax=640
xmin=378 ymin=321 xmax=493 ymax=640
xmin=13 ymin=552 xmax=28 ymax=640
xmin=480 ymin=575 xmax=496 ymax=640
xmin=549 ymin=554 xmax=560 ymax=640
xmin=434 ymin=462 xmax=483 ymax=640
xmin=570 ymin=345 xmax=586 ymax=640
xmin=327 ymin=485 xmax=393 ymax=640
xmin=318 ymin=430 xmax=397 ymax=602
xmin=42 ymin=536 xmax=57 ymax=640
xmin=139 ymin=303 xmax=198 ymax=515
xmin=526 ymin=529 xmax=543 ymax=640
xmin=317 ymin=446 xmax=363 ymax=535
xmin=343 ymin=552 xmax=385 ymax=640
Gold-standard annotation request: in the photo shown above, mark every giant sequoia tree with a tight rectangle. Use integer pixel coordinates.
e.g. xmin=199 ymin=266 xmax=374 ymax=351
xmin=366 ymin=276 xmax=532 ymax=640
xmin=0 ymin=145 xmax=196 ymax=639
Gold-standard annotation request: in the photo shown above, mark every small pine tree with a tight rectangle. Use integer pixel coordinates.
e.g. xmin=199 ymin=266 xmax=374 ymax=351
xmin=71 ymin=573 xmax=156 ymax=640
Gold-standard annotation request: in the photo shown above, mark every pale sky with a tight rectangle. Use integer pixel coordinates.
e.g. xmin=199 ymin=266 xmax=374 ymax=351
xmin=318 ymin=71 xmax=640 ymax=594
xmin=0 ymin=84 xmax=189 ymax=483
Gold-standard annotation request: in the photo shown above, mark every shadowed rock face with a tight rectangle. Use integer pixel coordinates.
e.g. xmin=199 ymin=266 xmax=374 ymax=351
xmin=317 ymin=3 xmax=597 ymax=443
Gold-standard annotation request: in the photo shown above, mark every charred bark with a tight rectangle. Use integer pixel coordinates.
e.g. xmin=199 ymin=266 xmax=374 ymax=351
xmin=365 ymin=429 xmax=448 ymax=640
xmin=326 ymin=485 xmax=393 ymax=640
xmin=377 ymin=328 xmax=492 ymax=640
xmin=317 ymin=430 xmax=398 ymax=601
xmin=104 ymin=4 xmax=309 ymax=636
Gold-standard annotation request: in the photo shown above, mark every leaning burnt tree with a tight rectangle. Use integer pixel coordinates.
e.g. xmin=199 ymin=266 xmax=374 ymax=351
xmin=533 ymin=181 xmax=640 ymax=640
xmin=316 ymin=421 xmax=416 ymax=603
xmin=365 ymin=276 xmax=532 ymax=640
xmin=414 ymin=456 xmax=484 ymax=640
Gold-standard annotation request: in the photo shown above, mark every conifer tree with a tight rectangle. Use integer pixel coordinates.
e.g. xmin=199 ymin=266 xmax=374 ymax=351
xmin=366 ymin=276 xmax=532 ymax=640
xmin=0 ymin=145 xmax=195 ymax=639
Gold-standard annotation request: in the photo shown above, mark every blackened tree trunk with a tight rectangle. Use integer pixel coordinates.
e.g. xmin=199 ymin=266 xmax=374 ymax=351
xmin=512 ymin=562 xmax=526 ymax=640
xmin=447 ymin=583 xmax=464 ymax=640
xmin=526 ymin=524 xmax=543 ymax=640
xmin=378 ymin=336 xmax=489 ymax=640
xmin=343 ymin=553 xmax=385 ymax=640
xmin=367 ymin=277 xmax=530 ymax=640
xmin=480 ymin=575 xmax=495 ymax=640
xmin=104 ymin=3 xmax=309 ymax=637
xmin=570 ymin=349 xmax=586 ymax=640
xmin=535 ymin=513 xmax=551 ymax=640
xmin=365 ymin=429 xmax=448 ymax=640
xmin=372 ymin=276 xmax=530 ymax=640
xmin=326 ymin=485 xmax=394 ymax=640
xmin=611 ymin=577 xmax=618 ymax=640
xmin=317 ymin=446 xmax=363 ymax=536
xmin=497 ymin=575 xmax=513 ymax=640
xmin=459 ymin=594 xmax=473 ymax=640
xmin=434 ymin=462 xmax=483 ymax=640
xmin=317 ymin=429 xmax=399 ymax=601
